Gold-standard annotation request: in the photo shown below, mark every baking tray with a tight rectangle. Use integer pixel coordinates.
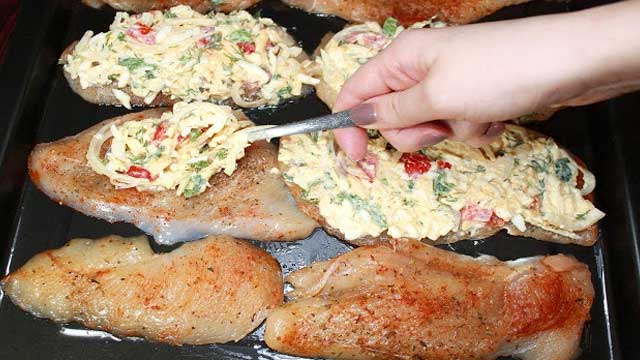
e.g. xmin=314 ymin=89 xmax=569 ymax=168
xmin=0 ymin=0 xmax=637 ymax=359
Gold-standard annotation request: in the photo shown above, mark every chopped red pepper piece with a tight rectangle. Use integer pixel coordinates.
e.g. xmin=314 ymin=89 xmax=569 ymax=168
xmin=197 ymin=37 xmax=209 ymax=47
xmin=127 ymin=22 xmax=156 ymax=45
xmin=460 ymin=204 xmax=493 ymax=222
xmin=152 ymin=121 xmax=168 ymax=142
xmin=399 ymin=153 xmax=432 ymax=176
xmin=488 ymin=212 xmax=506 ymax=227
xmin=135 ymin=22 xmax=153 ymax=35
xmin=437 ymin=160 xmax=452 ymax=170
xmin=529 ymin=195 xmax=540 ymax=211
xmin=237 ymin=42 xmax=256 ymax=54
xmin=126 ymin=165 xmax=152 ymax=180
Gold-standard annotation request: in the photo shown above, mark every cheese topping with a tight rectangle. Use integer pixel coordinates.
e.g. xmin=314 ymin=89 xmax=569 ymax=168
xmin=317 ymin=18 xmax=445 ymax=96
xmin=63 ymin=6 xmax=318 ymax=108
xmin=278 ymin=126 xmax=604 ymax=241
xmin=87 ymin=102 xmax=254 ymax=198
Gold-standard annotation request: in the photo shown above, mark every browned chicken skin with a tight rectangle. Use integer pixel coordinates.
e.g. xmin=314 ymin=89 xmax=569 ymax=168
xmin=281 ymin=0 xmax=532 ymax=25
xmin=265 ymin=239 xmax=594 ymax=359
xmin=2 ymin=235 xmax=283 ymax=345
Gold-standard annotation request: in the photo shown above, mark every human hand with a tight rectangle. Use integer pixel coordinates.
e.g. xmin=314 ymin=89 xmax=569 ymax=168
xmin=334 ymin=0 xmax=640 ymax=160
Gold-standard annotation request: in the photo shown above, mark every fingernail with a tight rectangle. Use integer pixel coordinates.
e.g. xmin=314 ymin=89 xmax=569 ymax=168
xmin=419 ymin=133 xmax=448 ymax=148
xmin=350 ymin=103 xmax=376 ymax=126
xmin=484 ymin=122 xmax=505 ymax=138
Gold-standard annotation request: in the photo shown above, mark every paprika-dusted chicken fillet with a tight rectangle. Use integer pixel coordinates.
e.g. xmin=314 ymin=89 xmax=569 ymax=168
xmin=279 ymin=125 xmax=603 ymax=246
xmin=29 ymin=107 xmax=317 ymax=244
xmin=82 ymin=0 xmax=260 ymax=13
xmin=2 ymin=235 xmax=283 ymax=345
xmin=61 ymin=6 xmax=317 ymax=109
xmin=281 ymin=0 xmax=531 ymax=25
xmin=264 ymin=239 xmax=594 ymax=359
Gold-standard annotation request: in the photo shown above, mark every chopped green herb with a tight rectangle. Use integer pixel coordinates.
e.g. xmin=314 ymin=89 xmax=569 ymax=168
xmin=554 ymin=157 xmax=572 ymax=182
xmin=180 ymin=54 xmax=193 ymax=63
xmin=117 ymin=32 xmax=126 ymax=41
xmin=134 ymin=128 xmax=146 ymax=143
xmin=277 ymin=86 xmax=292 ymax=98
xmin=227 ymin=29 xmax=252 ymax=43
xmin=300 ymin=178 xmax=324 ymax=203
xmin=189 ymin=129 xmax=203 ymax=141
xmin=529 ymin=159 xmax=548 ymax=174
xmin=433 ymin=172 xmax=454 ymax=198
xmin=310 ymin=131 xmax=319 ymax=143
xmin=505 ymin=132 xmax=524 ymax=148
xmin=306 ymin=178 xmax=324 ymax=189
xmin=164 ymin=10 xmax=177 ymax=18
xmin=183 ymin=175 xmax=205 ymax=198
xmin=336 ymin=192 xmax=388 ymax=228
xmin=382 ymin=17 xmax=399 ymax=37
xmin=151 ymin=146 xmax=164 ymax=159
xmin=118 ymin=57 xmax=144 ymax=71
xmin=207 ymin=33 xmax=222 ymax=49
xmin=514 ymin=158 xmax=521 ymax=166
xmin=190 ymin=160 xmax=210 ymax=172
xmin=252 ymin=9 xmax=262 ymax=18
xmin=211 ymin=0 xmax=224 ymax=5
xmin=144 ymin=70 xmax=155 ymax=79
xmin=118 ymin=57 xmax=156 ymax=72
xmin=322 ymin=174 xmax=336 ymax=189
xmin=223 ymin=52 xmax=241 ymax=63
xmin=576 ymin=210 xmax=590 ymax=221
xmin=283 ymin=173 xmax=294 ymax=182
xmin=407 ymin=180 xmax=415 ymax=191
xmin=476 ymin=165 xmax=486 ymax=173
xmin=301 ymin=191 xmax=319 ymax=204
xmin=380 ymin=177 xmax=389 ymax=186
xmin=215 ymin=149 xmax=228 ymax=160
xmin=129 ymin=153 xmax=147 ymax=165
xmin=108 ymin=73 xmax=120 ymax=82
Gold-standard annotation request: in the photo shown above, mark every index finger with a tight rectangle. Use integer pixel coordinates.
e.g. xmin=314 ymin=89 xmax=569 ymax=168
xmin=333 ymin=29 xmax=431 ymax=112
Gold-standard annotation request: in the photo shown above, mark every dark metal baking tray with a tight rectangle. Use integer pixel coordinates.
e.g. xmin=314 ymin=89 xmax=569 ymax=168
xmin=0 ymin=0 xmax=638 ymax=359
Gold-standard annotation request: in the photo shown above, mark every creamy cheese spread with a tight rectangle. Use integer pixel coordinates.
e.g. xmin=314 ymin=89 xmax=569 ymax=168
xmin=317 ymin=18 xmax=445 ymax=97
xmin=278 ymin=126 xmax=604 ymax=241
xmin=63 ymin=5 xmax=318 ymax=108
xmin=87 ymin=102 xmax=254 ymax=198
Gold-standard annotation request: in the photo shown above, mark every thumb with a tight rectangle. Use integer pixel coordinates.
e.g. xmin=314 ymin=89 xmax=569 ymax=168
xmin=351 ymin=81 xmax=442 ymax=130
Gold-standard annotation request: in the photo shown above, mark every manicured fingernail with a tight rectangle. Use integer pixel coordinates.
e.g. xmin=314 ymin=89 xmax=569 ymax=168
xmin=350 ymin=103 xmax=376 ymax=126
xmin=484 ymin=122 xmax=505 ymax=138
xmin=419 ymin=133 xmax=448 ymax=147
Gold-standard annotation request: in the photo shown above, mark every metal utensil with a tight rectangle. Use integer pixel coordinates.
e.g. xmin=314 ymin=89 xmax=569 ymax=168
xmin=246 ymin=110 xmax=355 ymax=142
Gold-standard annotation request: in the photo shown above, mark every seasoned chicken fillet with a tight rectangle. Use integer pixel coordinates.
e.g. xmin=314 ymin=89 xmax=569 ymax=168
xmin=28 ymin=109 xmax=317 ymax=244
xmin=1 ymin=235 xmax=283 ymax=345
xmin=281 ymin=0 xmax=531 ymax=25
xmin=265 ymin=239 xmax=594 ymax=359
